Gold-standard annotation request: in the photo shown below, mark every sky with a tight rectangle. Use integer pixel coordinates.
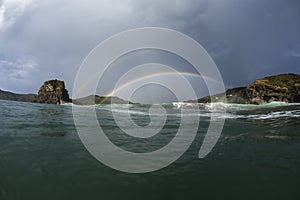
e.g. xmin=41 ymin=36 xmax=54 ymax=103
xmin=0 ymin=0 xmax=300 ymax=102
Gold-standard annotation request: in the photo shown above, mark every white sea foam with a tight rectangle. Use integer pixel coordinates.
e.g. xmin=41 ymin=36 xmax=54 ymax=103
xmin=111 ymin=108 xmax=148 ymax=115
xmin=171 ymin=102 xmax=199 ymax=109
xmin=68 ymin=101 xmax=300 ymax=119
xmin=62 ymin=103 xmax=74 ymax=106
xmin=241 ymin=110 xmax=300 ymax=120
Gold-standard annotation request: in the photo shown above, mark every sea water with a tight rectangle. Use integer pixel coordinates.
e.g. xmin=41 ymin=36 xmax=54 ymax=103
xmin=0 ymin=99 xmax=300 ymax=200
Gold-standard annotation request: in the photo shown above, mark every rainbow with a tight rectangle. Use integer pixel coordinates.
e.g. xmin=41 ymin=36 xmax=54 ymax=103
xmin=96 ymin=71 xmax=223 ymax=104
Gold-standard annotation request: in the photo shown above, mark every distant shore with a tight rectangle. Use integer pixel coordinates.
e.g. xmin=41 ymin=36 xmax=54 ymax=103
xmin=1 ymin=73 xmax=300 ymax=105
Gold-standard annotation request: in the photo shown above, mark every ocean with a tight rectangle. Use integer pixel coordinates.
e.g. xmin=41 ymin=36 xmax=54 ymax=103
xmin=1 ymin=99 xmax=300 ymax=200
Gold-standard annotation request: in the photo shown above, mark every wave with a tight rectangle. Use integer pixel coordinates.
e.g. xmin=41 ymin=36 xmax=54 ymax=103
xmin=65 ymin=101 xmax=300 ymax=120
xmin=110 ymin=108 xmax=147 ymax=115
xmin=100 ymin=108 xmax=300 ymax=120
xmin=172 ymin=101 xmax=300 ymax=110
xmin=234 ymin=110 xmax=300 ymax=120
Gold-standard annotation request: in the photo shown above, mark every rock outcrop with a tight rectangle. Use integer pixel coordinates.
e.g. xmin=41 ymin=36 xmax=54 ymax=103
xmin=197 ymin=73 xmax=300 ymax=104
xmin=244 ymin=74 xmax=300 ymax=104
xmin=0 ymin=79 xmax=131 ymax=105
xmin=37 ymin=80 xmax=71 ymax=104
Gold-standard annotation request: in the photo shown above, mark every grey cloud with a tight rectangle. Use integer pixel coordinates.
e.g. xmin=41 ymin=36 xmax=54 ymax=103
xmin=0 ymin=0 xmax=299 ymax=101
xmin=291 ymin=54 xmax=300 ymax=58
xmin=0 ymin=56 xmax=40 ymax=93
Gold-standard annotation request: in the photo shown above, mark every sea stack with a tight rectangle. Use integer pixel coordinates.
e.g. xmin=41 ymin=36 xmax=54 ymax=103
xmin=37 ymin=79 xmax=71 ymax=104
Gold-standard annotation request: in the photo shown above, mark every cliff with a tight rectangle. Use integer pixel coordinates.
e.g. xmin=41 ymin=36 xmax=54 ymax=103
xmin=37 ymin=80 xmax=71 ymax=104
xmin=197 ymin=73 xmax=300 ymax=104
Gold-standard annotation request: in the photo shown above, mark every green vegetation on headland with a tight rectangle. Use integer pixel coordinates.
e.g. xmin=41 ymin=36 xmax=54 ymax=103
xmin=0 ymin=73 xmax=300 ymax=105
xmin=196 ymin=73 xmax=300 ymax=104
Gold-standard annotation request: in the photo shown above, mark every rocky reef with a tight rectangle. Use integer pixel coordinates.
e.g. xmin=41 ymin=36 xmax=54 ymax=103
xmin=37 ymin=80 xmax=71 ymax=104
xmin=198 ymin=73 xmax=300 ymax=104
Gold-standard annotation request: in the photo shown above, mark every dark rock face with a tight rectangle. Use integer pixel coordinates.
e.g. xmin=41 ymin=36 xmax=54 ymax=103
xmin=198 ymin=73 xmax=300 ymax=104
xmin=224 ymin=87 xmax=248 ymax=104
xmin=37 ymin=80 xmax=71 ymax=104
xmin=294 ymin=95 xmax=300 ymax=103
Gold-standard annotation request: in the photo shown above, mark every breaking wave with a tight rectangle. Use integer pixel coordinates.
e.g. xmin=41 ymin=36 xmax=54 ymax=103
xmin=67 ymin=101 xmax=300 ymax=120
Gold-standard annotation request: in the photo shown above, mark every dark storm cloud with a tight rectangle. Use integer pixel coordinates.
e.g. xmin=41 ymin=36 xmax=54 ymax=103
xmin=0 ymin=0 xmax=299 ymax=97
xmin=175 ymin=0 xmax=300 ymax=88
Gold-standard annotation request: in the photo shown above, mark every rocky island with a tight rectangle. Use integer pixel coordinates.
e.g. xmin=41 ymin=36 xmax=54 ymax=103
xmin=0 ymin=79 xmax=129 ymax=105
xmin=0 ymin=79 xmax=71 ymax=104
xmin=197 ymin=73 xmax=300 ymax=104
xmin=37 ymin=80 xmax=71 ymax=104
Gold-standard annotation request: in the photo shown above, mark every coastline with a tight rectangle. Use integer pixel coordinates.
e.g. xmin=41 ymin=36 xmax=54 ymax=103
xmin=1 ymin=73 xmax=300 ymax=105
